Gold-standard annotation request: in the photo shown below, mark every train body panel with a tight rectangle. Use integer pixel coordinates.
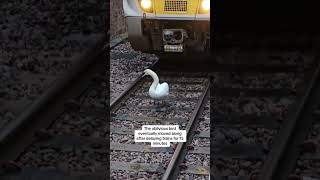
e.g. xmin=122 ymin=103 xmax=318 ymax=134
xmin=123 ymin=0 xmax=210 ymax=57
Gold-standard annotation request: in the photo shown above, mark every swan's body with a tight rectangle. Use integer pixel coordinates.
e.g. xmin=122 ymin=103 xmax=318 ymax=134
xmin=149 ymin=82 xmax=169 ymax=99
xmin=143 ymin=69 xmax=169 ymax=102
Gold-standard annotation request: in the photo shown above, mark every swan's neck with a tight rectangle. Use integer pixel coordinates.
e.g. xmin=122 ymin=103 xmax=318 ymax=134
xmin=149 ymin=71 xmax=159 ymax=90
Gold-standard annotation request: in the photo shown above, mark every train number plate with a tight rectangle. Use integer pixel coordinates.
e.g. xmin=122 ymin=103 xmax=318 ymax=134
xmin=164 ymin=44 xmax=183 ymax=52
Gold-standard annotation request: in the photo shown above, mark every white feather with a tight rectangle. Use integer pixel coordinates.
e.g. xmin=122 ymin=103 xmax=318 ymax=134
xmin=143 ymin=69 xmax=169 ymax=100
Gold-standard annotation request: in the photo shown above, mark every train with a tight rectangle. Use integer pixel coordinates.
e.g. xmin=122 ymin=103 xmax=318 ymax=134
xmin=123 ymin=0 xmax=210 ymax=57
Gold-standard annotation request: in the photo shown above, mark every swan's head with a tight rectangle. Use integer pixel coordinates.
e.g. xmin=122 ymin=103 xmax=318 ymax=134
xmin=143 ymin=69 xmax=154 ymax=77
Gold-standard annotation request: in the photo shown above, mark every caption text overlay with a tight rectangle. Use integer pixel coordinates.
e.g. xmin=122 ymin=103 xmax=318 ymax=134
xmin=135 ymin=125 xmax=186 ymax=147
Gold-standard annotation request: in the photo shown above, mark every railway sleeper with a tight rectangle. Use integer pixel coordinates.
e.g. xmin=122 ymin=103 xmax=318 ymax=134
xmin=110 ymin=161 xmax=165 ymax=173
xmin=0 ymin=168 xmax=105 ymax=180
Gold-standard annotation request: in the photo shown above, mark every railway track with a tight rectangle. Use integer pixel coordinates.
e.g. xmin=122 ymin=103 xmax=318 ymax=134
xmin=0 ymin=0 xmax=106 ymax=145
xmin=259 ymin=59 xmax=320 ymax=180
xmin=0 ymin=36 xmax=107 ymax=180
xmin=110 ymin=65 xmax=210 ymax=179
xmin=209 ymin=67 xmax=303 ymax=179
xmin=1 ymin=29 xmax=319 ymax=180
xmin=175 ymin=99 xmax=210 ymax=180
xmin=108 ymin=53 xmax=310 ymax=180
xmin=208 ymin=32 xmax=319 ymax=180
xmin=108 ymin=33 xmax=319 ymax=180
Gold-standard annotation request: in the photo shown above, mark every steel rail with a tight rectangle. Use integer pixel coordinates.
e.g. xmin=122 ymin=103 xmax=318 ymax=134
xmin=109 ymin=60 xmax=159 ymax=109
xmin=0 ymin=35 xmax=107 ymax=160
xmin=162 ymin=80 xmax=210 ymax=180
xmin=258 ymin=60 xmax=320 ymax=180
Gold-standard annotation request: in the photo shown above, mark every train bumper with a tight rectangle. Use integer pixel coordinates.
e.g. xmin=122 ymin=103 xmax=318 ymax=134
xmin=127 ymin=17 xmax=210 ymax=55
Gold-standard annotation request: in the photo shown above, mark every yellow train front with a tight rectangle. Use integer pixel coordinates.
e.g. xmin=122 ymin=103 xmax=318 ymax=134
xmin=123 ymin=0 xmax=210 ymax=57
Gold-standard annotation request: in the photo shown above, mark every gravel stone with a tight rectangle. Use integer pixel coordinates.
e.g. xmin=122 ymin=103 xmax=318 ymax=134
xmin=111 ymin=170 xmax=162 ymax=180
xmin=0 ymin=0 xmax=105 ymax=132
xmin=110 ymin=42 xmax=158 ymax=102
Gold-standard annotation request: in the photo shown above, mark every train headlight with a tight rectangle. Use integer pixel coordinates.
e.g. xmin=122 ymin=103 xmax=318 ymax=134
xmin=200 ymin=0 xmax=210 ymax=13
xmin=139 ymin=0 xmax=153 ymax=12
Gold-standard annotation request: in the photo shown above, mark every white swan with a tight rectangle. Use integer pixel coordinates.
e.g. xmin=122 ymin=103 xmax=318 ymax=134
xmin=143 ymin=69 xmax=169 ymax=107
